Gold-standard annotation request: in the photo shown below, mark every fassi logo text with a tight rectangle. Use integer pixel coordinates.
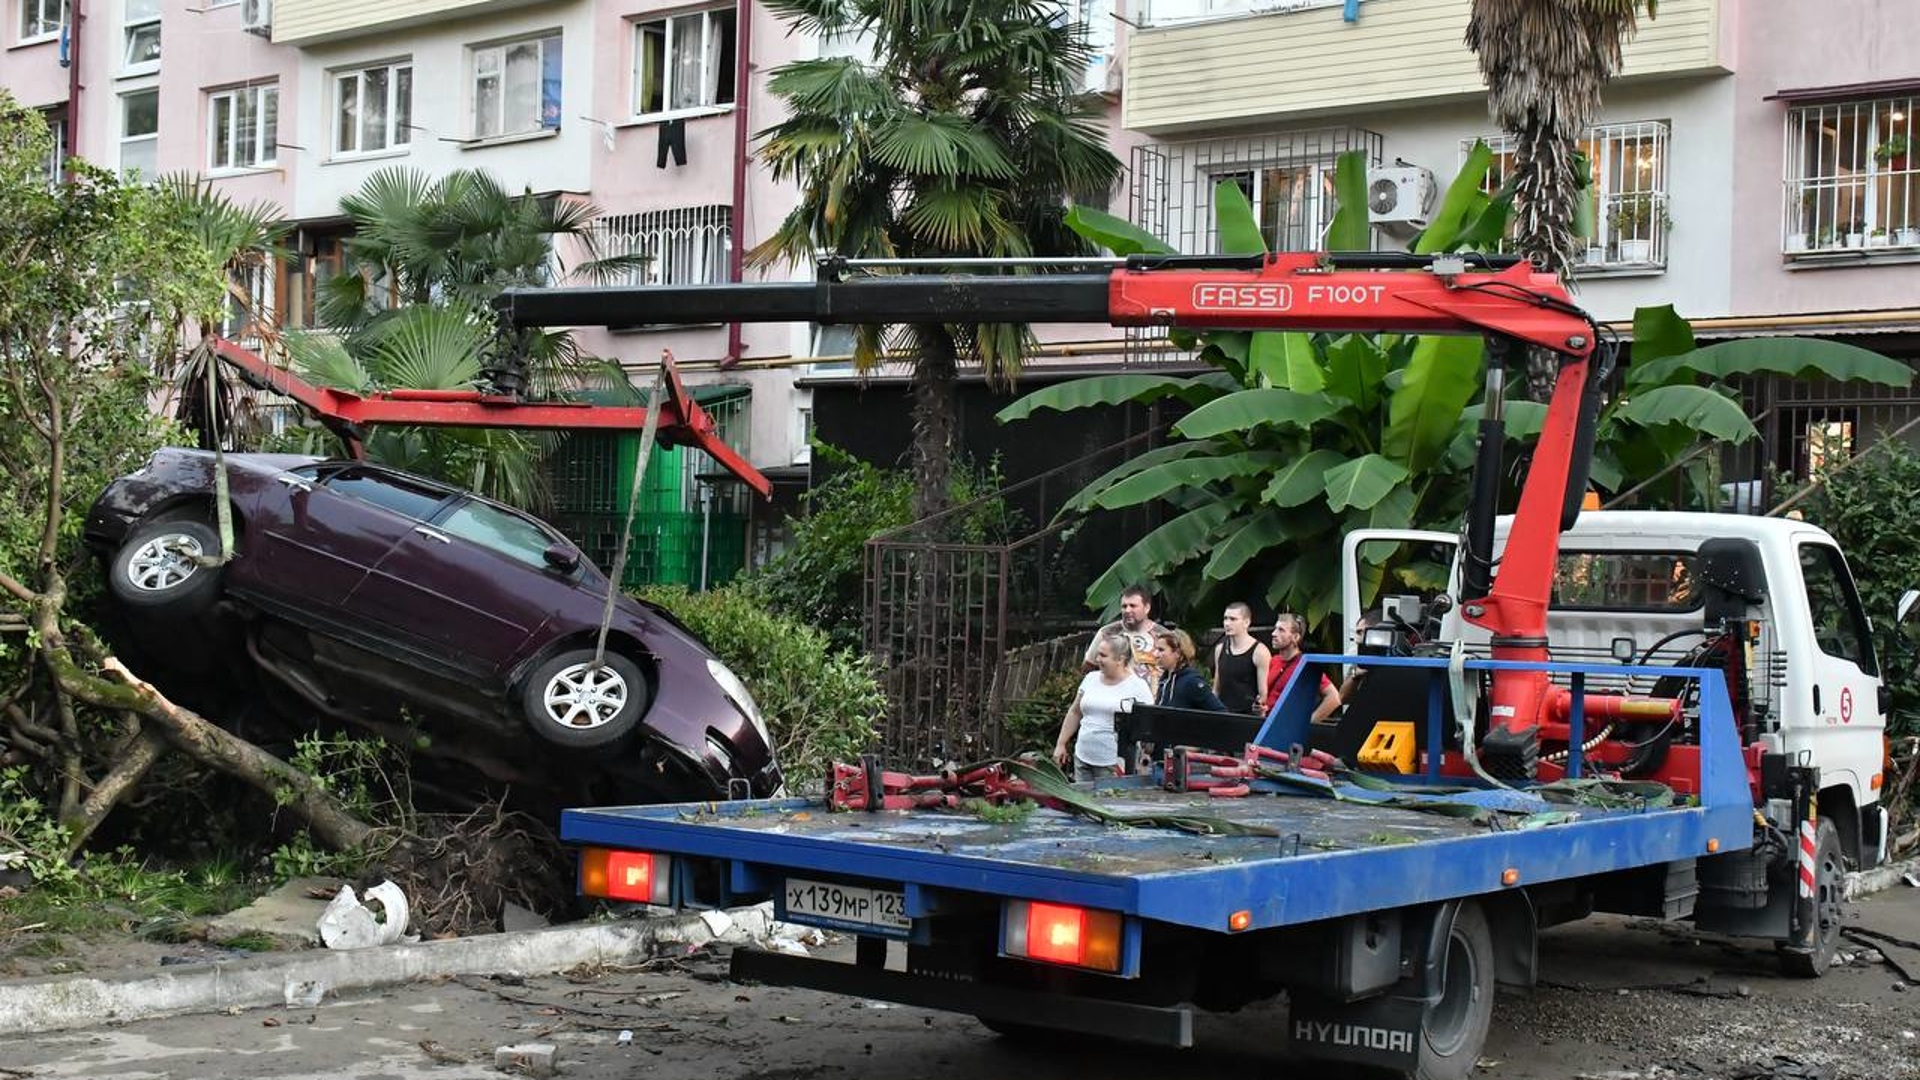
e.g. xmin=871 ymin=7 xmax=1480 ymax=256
xmin=1190 ymin=283 xmax=1294 ymax=310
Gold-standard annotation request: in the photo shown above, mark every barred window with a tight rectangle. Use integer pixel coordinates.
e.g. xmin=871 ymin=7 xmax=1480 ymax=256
xmin=1211 ymin=162 xmax=1338 ymax=252
xmin=1783 ymin=96 xmax=1918 ymax=256
xmin=594 ymin=206 xmax=732 ymax=288
xmin=1470 ymin=120 xmax=1669 ymax=270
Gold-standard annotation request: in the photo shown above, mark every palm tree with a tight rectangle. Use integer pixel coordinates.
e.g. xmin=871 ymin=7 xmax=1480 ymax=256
xmin=750 ymin=0 xmax=1121 ymax=525
xmin=151 ymin=174 xmax=291 ymax=449
xmin=282 ymin=167 xmax=646 ymax=508
xmin=1465 ymin=0 xmax=1656 ymax=278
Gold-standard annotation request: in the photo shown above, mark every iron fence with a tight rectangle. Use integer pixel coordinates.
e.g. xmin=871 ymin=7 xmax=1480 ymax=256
xmin=862 ymin=429 xmax=1168 ymax=766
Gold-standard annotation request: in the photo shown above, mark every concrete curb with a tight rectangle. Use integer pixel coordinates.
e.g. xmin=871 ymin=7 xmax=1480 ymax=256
xmin=0 ymin=903 xmax=774 ymax=1039
xmin=1845 ymin=854 xmax=1920 ymax=901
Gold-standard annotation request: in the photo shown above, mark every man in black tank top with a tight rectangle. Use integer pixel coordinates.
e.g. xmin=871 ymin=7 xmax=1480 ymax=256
xmin=1211 ymin=602 xmax=1271 ymax=715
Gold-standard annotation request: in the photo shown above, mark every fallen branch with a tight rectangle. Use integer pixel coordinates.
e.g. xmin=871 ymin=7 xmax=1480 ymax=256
xmin=61 ymin=727 xmax=167 ymax=855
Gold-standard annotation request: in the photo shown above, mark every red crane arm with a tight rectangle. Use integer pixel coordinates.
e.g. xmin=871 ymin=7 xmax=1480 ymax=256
xmin=206 ymin=337 xmax=772 ymax=498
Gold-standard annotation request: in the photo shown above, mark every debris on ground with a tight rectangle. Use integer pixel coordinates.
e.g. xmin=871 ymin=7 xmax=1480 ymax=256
xmin=494 ymin=1042 xmax=558 ymax=1077
xmin=317 ymin=881 xmax=413 ymax=950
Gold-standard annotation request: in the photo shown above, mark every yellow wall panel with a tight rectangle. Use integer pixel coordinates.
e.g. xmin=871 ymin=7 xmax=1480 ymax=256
xmin=1123 ymin=0 xmax=1722 ymax=134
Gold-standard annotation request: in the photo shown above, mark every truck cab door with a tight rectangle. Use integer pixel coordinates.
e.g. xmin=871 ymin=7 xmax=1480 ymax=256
xmin=1340 ymin=529 xmax=1460 ymax=648
xmin=1789 ymin=538 xmax=1883 ymax=809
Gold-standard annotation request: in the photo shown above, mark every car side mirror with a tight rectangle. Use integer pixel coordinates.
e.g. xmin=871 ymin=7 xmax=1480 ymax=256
xmin=543 ymin=543 xmax=580 ymax=573
xmin=1899 ymin=588 xmax=1920 ymax=625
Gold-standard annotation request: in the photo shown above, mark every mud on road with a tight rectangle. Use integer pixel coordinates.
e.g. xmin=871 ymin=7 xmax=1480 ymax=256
xmin=1 ymin=891 xmax=1916 ymax=1080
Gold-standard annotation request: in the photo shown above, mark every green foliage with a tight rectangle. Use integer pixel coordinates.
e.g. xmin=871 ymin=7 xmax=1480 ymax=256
xmin=1000 ymin=669 xmax=1084 ymax=753
xmin=268 ymin=734 xmax=411 ymax=881
xmin=634 ymin=583 xmax=885 ymax=785
xmin=0 ymin=768 xmax=261 ymax=937
xmin=744 ymin=443 xmax=1018 ymax=647
xmin=1792 ymin=443 xmax=1920 ymax=741
xmin=1007 ymin=143 xmax=1915 ymax=626
xmin=276 ymin=167 xmax=641 ymax=509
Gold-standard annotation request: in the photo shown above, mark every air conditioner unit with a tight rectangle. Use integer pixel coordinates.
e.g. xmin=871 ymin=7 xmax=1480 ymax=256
xmin=241 ymin=0 xmax=272 ymax=36
xmin=1366 ymin=165 xmax=1437 ymax=232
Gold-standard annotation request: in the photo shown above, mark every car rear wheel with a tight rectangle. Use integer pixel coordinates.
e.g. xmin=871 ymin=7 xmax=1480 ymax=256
xmin=109 ymin=519 xmax=224 ymax=616
xmin=521 ymin=649 xmax=648 ymax=749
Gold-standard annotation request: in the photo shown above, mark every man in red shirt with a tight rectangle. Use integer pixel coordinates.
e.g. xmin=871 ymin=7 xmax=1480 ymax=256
xmin=1263 ymin=613 xmax=1341 ymax=720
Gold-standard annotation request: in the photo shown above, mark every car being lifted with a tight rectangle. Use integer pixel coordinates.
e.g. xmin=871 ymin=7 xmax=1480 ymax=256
xmin=85 ymin=447 xmax=783 ymax=806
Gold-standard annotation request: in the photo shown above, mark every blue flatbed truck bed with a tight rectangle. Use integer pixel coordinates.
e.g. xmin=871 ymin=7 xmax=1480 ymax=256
xmin=559 ymin=658 xmax=1770 ymax=1080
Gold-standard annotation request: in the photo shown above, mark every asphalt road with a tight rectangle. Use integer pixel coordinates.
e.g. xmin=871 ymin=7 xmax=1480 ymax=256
xmin=3 ymin=891 xmax=1917 ymax=1080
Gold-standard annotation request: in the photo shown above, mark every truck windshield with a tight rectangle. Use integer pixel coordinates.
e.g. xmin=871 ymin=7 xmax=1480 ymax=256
xmin=1552 ymin=550 xmax=1701 ymax=612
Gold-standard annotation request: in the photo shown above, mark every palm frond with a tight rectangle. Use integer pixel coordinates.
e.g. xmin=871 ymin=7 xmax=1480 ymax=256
xmin=283 ymin=330 xmax=373 ymax=392
xmin=359 ymin=306 xmax=489 ymax=391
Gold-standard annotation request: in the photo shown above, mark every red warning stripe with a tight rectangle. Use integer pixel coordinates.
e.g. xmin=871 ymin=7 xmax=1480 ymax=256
xmin=1798 ymin=821 xmax=1818 ymax=898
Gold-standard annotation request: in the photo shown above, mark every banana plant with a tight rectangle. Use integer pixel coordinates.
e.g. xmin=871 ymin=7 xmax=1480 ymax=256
xmin=1002 ymin=147 xmax=1913 ymax=627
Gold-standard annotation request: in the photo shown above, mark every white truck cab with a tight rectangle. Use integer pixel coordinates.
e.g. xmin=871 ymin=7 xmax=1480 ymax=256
xmin=1343 ymin=512 xmax=1895 ymax=867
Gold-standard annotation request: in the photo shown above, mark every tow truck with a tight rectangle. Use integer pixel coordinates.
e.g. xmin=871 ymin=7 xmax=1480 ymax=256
xmin=493 ymin=253 xmax=1899 ymax=1080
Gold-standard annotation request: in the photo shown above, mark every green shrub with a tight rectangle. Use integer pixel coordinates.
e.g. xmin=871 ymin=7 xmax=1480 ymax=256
xmin=999 ymin=669 xmax=1084 ymax=755
xmin=1796 ymin=443 xmax=1920 ymax=742
xmin=743 ymin=443 xmax=1021 ymax=649
xmin=635 ymin=583 xmax=884 ymax=785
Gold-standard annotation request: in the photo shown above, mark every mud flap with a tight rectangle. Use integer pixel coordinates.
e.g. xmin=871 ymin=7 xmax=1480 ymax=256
xmin=1287 ymin=994 xmax=1424 ymax=1072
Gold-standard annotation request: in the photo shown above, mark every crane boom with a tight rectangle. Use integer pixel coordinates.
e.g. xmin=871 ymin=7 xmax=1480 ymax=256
xmin=497 ymin=251 xmax=1614 ymax=774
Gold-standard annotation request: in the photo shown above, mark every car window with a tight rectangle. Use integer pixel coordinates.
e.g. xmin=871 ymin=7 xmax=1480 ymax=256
xmin=323 ymin=470 xmax=450 ymax=521
xmin=1798 ymin=542 xmax=1877 ymax=675
xmin=438 ymin=499 xmax=561 ymax=569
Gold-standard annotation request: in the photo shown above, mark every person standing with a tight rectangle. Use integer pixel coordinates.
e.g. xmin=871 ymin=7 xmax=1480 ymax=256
xmin=1055 ymin=631 xmax=1152 ymax=782
xmin=1211 ymin=602 xmax=1270 ymax=715
xmin=1263 ymin=612 xmax=1341 ymax=720
xmin=1153 ymin=629 xmax=1225 ymax=711
xmin=1082 ymin=583 xmax=1163 ymax=691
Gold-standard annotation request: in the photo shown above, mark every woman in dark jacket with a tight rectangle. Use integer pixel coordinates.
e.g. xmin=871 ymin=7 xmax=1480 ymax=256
xmin=1152 ymin=629 xmax=1225 ymax=711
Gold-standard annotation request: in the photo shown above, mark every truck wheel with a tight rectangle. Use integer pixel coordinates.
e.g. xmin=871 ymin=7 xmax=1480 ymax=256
xmin=1413 ymin=901 xmax=1495 ymax=1080
xmin=520 ymin=649 xmax=647 ymax=749
xmin=109 ymin=519 xmax=224 ymax=617
xmin=1778 ymin=818 xmax=1844 ymax=978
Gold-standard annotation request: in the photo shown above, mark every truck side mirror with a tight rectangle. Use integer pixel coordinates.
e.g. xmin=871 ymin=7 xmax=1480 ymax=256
xmin=1899 ymin=589 xmax=1920 ymax=624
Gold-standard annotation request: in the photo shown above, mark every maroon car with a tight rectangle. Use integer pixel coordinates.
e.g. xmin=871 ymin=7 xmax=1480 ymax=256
xmin=85 ymin=448 xmax=782 ymax=803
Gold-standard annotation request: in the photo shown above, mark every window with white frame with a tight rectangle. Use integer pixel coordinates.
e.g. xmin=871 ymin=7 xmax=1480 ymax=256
xmin=1211 ymin=162 xmax=1337 ymax=251
xmin=119 ymin=89 xmax=158 ymax=179
xmin=1472 ymin=121 xmax=1669 ymax=269
xmin=631 ymin=7 xmax=737 ymax=118
xmin=124 ymin=0 xmax=160 ymax=73
xmin=20 ymin=0 xmax=66 ymax=40
xmin=1783 ymin=96 xmax=1918 ymax=254
xmin=208 ymin=84 xmax=278 ymax=171
xmin=334 ymin=62 xmax=413 ymax=157
xmin=594 ymin=206 xmax=732 ymax=290
xmin=469 ymin=33 xmax=562 ymax=139
xmin=42 ymin=110 xmax=66 ymax=188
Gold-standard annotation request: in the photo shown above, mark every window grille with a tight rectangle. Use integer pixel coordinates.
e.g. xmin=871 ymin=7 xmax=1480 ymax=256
xmin=1783 ymin=95 xmax=1919 ymax=254
xmin=593 ymin=206 xmax=733 ymax=288
xmin=1470 ymin=120 xmax=1670 ymax=270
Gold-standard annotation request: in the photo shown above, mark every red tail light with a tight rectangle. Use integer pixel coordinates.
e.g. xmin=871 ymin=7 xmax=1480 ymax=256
xmin=578 ymin=847 xmax=672 ymax=905
xmin=1002 ymin=899 xmax=1123 ymax=972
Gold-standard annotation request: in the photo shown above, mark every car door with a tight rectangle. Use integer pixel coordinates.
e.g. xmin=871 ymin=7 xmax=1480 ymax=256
xmin=248 ymin=465 xmax=451 ymax=613
xmin=1792 ymin=538 xmax=1884 ymax=794
xmin=344 ymin=495 xmax=571 ymax=677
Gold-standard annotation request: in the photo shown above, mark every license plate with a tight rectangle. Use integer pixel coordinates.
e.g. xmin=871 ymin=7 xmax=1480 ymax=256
xmin=782 ymin=877 xmax=912 ymax=932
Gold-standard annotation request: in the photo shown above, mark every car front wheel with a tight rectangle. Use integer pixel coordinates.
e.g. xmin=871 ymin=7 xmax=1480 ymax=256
xmin=521 ymin=649 xmax=648 ymax=749
xmin=109 ymin=519 xmax=224 ymax=616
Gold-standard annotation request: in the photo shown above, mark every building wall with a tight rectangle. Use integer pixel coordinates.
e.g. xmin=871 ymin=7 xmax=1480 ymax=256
xmin=1728 ymin=0 xmax=1920 ymax=317
xmin=4 ymin=18 xmax=69 ymax=110
xmin=290 ymin=1 xmax=592 ymax=220
xmin=1123 ymin=0 xmax=1725 ymax=135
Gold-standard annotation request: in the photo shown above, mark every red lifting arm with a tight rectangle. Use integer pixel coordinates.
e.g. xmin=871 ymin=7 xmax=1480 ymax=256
xmin=207 ymin=337 xmax=771 ymax=498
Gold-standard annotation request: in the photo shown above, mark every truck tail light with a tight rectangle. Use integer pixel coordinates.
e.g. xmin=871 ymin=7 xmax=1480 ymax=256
xmin=578 ymin=847 xmax=672 ymax=905
xmin=1002 ymin=900 xmax=1122 ymax=972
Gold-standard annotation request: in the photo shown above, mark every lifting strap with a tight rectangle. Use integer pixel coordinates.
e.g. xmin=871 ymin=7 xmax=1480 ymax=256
xmin=592 ymin=358 xmax=668 ymax=668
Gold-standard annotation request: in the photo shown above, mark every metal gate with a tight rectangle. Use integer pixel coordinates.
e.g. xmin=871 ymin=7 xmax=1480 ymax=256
xmin=862 ymin=431 xmax=1164 ymax=767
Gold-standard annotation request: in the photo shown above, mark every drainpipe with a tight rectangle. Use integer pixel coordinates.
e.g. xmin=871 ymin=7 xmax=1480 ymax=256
xmin=722 ymin=0 xmax=753 ymax=368
xmin=62 ymin=0 xmax=83 ymax=181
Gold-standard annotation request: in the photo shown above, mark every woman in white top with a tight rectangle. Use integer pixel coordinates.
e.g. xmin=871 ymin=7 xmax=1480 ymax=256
xmin=1053 ymin=631 xmax=1153 ymax=783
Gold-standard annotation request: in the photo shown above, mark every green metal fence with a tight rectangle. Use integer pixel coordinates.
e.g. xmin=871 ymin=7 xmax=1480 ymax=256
xmin=547 ymin=387 xmax=753 ymax=590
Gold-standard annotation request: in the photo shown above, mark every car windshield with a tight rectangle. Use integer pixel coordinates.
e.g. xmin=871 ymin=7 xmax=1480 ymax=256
xmin=438 ymin=499 xmax=563 ymax=570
